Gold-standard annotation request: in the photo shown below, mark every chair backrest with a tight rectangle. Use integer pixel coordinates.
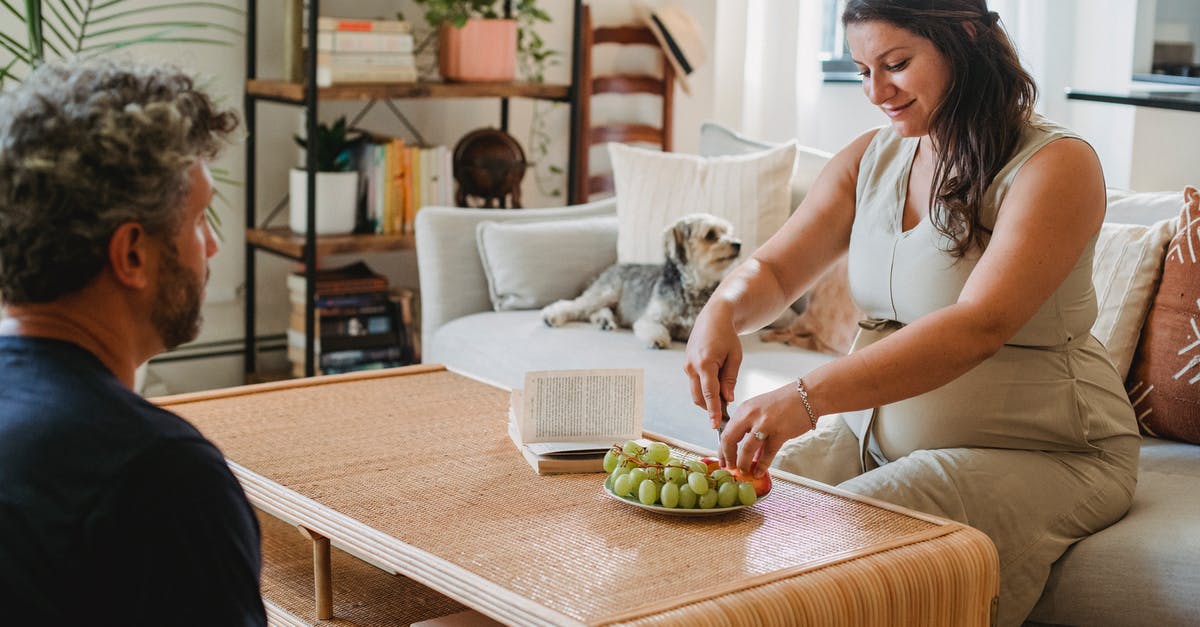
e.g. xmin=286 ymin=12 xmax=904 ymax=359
xmin=571 ymin=4 xmax=674 ymax=203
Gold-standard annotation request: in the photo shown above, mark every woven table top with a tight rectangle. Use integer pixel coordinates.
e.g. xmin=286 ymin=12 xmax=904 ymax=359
xmin=158 ymin=364 xmax=997 ymax=626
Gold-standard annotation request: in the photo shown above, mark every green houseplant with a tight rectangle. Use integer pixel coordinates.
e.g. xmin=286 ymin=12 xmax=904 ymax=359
xmin=290 ymin=116 xmax=364 ymax=235
xmin=0 ymin=0 xmax=243 ymax=230
xmin=1 ymin=0 xmax=241 ymax=86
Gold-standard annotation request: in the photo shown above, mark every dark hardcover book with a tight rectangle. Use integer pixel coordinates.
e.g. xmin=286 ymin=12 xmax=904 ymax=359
xmin=290 ymin=302 xmax=391 ymax=328
xmin=319 ymin=346 xmax=406 ymax=369
xmin=314 ymin=291 xmax=390 ymax=309
xmin=287 ymin=261 xmax=389 ymax=296
xmin=321 ymin=360 xmax=409 ymax=375
xmin=320 ymin=311 xmax=395 ymax=337
xmin=319 ymin=332 xmax=402 ymax=354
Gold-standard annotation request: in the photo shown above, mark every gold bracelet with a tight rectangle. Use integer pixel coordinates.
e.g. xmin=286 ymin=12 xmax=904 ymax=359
xmin=796 ymin=378 xmax=818 ymax=430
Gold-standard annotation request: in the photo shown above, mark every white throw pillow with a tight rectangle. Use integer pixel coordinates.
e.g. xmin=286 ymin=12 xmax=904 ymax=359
xmin=609 ymin=141 xmax=797 ymax=264
xmin=476 ymin=216 xmax=617 ymax=311
xmin=1091 ymin=218 xmax=1177 ymax=378
xmin=698 ymin=121 xmax=833 ymax=215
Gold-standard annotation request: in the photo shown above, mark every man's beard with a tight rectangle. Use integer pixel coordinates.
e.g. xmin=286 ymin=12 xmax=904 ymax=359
xmin=151 ymin=245 xmax=205 ymax=350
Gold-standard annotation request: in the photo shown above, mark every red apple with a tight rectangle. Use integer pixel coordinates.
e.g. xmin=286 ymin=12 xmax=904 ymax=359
xmin=699 ymin=456 xmax=721 ymax=473
xmin=729 ymin=466 xmax=772 ymax=497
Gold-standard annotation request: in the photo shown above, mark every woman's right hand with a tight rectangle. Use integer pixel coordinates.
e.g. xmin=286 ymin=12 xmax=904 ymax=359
xmin=684 ymin=303 xmax=743 ymax=430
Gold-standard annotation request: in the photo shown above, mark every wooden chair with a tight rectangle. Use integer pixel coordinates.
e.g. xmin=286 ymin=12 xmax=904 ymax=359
xmin=570 ymin=4 xmax=674 ymax=203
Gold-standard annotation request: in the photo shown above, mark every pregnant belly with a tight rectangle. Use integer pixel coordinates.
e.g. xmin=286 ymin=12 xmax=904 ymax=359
xmin=846 ymin=326 xmax=1130 ymax=461
xmin=871 ymin=347 xmax=1093 ymax=460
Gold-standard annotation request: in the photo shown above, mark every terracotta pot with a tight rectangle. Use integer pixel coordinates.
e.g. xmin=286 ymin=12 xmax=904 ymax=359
xmin=438 ymin=18 xmax=517 ymax=82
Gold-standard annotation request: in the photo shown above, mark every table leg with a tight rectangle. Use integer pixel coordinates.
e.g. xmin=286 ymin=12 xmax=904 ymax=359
xmin=297 ymin=526 xmax=333 ymax=620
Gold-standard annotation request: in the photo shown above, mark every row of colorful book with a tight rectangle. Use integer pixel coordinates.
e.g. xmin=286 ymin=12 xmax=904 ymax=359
xmin=315 ymin=17 xmax=416 ymax=86
xmin=286 ymin=261 xmax=418 ymax=377
xmin=355 ymin=139 xmax=453 ymax=235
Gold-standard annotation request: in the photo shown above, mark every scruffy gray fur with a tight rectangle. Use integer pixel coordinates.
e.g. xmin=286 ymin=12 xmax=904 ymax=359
xmin=541 ymin=213 xmax=741 ymax=349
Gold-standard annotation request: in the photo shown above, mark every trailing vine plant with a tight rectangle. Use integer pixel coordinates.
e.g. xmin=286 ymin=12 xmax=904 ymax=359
xmin=514 ymin=0 xmax=563 ymax=199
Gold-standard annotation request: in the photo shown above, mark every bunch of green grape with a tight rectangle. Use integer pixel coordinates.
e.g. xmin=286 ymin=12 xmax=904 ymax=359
xmin=602 ymin=440 xmax=757 ymax=509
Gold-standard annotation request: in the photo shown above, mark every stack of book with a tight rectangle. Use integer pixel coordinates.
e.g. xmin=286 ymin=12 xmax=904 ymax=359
xmin=316 ymin=17 xmax=417 ymax=87
xmin=355 ymin=137 xmax=453 ymax=235
xmin=287 ymin=261 xmax=414 ymax=377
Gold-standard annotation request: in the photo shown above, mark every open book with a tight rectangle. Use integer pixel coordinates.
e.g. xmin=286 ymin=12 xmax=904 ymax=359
xmin=508 ymin=369 xmax=643 ymax=474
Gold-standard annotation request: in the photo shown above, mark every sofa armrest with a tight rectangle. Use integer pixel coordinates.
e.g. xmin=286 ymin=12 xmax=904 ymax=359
xmin=415 ymin=198 xmax=618 ymax=351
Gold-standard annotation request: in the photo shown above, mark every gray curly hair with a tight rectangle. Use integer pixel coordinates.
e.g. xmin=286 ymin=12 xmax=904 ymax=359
xmin=0 ymin=57 xmax=239 ymax=304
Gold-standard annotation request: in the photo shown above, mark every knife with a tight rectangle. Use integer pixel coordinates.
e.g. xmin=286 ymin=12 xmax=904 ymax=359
xmin=715 ymin=401 xmax=730 ymax=452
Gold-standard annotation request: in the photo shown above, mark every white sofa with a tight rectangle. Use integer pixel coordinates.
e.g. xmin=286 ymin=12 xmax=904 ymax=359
xmin=416 ymin=129 xmax=1199 ymax=626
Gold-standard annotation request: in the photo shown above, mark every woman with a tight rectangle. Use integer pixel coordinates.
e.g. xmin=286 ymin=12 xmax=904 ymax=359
xmin=683 ymin=1 xmax=1139 ymax=624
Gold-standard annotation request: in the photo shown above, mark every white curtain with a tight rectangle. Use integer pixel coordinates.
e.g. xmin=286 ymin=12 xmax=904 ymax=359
xmin=713 ymin=0 xmax=836 ymax=145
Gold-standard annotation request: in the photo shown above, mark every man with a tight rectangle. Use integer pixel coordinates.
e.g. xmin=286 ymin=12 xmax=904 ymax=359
xmin=0 ymin=58 xmax=265 ymax=624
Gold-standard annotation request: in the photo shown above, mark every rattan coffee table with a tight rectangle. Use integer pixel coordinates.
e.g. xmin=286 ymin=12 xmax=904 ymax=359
xmin=156 ymin=364 xmax=999 ymax=626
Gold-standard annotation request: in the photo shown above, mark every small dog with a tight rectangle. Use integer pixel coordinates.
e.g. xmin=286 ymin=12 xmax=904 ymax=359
xmin=760 ymin=254 xmax=864 ymax=355
xmin=541 ymin=213 xmax=741 ymax=349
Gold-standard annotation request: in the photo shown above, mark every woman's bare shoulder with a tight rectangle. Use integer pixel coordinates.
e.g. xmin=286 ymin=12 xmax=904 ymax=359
xmin=807 ymin=127 xmax=883 ymax=194
xmin=1011 ymin=136 xmax=1104 ymax=209
xmin=831 ymin=127 xmax=883 ymax=171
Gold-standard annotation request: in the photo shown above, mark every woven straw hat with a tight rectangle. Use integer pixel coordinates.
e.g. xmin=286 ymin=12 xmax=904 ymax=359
xmin=639 ymin=4 xmax=706 ymax=96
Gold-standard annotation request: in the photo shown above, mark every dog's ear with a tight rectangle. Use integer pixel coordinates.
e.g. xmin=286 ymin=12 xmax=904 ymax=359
xmin=666 ymin=220 xmax=689 ymax=265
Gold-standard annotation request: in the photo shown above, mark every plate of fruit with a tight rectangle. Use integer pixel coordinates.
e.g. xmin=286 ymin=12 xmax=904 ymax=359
xmin=601 ymin=440 xmax=771 ymax=516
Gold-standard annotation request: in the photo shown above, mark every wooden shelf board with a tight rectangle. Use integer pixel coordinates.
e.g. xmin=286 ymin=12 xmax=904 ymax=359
xmin=247 ymin=79 xmax=571 ymax=103
xmin=247 ymin=228 xmax=416 ymax=259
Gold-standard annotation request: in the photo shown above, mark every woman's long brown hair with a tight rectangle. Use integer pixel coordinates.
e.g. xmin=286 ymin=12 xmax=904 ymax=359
xmin=843 ymin=0 xmax=1037 ymax=257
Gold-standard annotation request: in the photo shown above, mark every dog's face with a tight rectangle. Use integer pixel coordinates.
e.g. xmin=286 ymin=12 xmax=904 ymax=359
xmin=664 ymin=213 xmax=742 ymax=286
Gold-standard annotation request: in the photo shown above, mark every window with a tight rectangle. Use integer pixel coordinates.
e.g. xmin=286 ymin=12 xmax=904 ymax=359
xmin=820 ymin=0 xmax=860 ymax=81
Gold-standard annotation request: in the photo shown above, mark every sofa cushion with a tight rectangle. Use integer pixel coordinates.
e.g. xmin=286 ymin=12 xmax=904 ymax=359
xmin=609 ymin=141 xmax=796 ymax=264
xmin=1091 ymin=218 xmax=1178 ymax=379
xmin=476 ymin=215 xmax=617 ymax=311
xmin=415 ymin=200 xmax=617 ymax=352
xmin=1105 ymin=188 xmax=1188 ymax=226
xmin=426 ymin=310 xmax=835 ymax=446
xmin=698 ymin=121 xmax=833 ymax=215
xmin=1126 ymin=186 xmax=1200 ymax=443
xmin=1028 ymin=442 xmax=1200 ymax=626
xmin=1138 ymin=436 xmax=1200 ymax=476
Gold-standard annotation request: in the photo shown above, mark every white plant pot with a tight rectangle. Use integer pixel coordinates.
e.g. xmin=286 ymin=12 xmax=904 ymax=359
xmin=289 ymin=169 xmax=358 ymax=235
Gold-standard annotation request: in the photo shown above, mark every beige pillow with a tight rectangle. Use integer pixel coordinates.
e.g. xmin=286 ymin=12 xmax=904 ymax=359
xmin=476 ymin=216 xmax=617 ymax=311
xmin=609 ymin=142 xmax=797 ymax=264
xmin=1091 ymin=218 xmax=1177 ymax=378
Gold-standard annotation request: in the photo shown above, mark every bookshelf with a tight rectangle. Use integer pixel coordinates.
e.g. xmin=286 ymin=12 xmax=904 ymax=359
xmin=246 ymin=79 xmax=571 ymax=103
xmin=243 ymin=0 xmax=583 ymax=379
xmin=245 ymin=228 xmax=415 ymax=260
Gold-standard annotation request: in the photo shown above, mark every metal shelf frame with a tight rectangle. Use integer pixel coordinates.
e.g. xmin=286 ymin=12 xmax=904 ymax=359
xmin=243 ymin=0 xmax=583 ymax=378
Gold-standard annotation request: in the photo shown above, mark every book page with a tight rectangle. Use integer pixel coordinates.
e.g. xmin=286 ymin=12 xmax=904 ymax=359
xmin=518 ymin=369 xmax=642 ymax=447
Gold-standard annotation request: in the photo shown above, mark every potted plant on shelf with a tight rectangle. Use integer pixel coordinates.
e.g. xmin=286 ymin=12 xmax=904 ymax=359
xmin=291 ymin=116 xmax=363 ymax=235
xmin=412 ymin=0 xmax=551 ymax=82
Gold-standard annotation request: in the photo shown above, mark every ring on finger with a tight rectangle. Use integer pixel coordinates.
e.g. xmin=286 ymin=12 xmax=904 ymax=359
xmin=752 ymin=430 xmax=768 ymax=441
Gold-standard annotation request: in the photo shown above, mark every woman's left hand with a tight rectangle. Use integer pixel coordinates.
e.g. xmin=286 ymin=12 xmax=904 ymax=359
xmin=720 ymin=382 xmax=815 ymax=476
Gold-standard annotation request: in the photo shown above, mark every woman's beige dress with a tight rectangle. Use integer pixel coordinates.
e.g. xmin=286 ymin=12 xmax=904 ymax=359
xmin=774 ymin=117 xmax=1140 ymax=627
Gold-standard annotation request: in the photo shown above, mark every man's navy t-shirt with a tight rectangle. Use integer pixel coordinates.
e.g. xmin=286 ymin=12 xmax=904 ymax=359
xmin=0 ymin=336 xmax=266 ymax=625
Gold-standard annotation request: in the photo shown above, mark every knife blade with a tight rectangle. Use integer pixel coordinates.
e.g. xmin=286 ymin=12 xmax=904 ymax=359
xmin=715 ymin=401 xmax=730 ymax=451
